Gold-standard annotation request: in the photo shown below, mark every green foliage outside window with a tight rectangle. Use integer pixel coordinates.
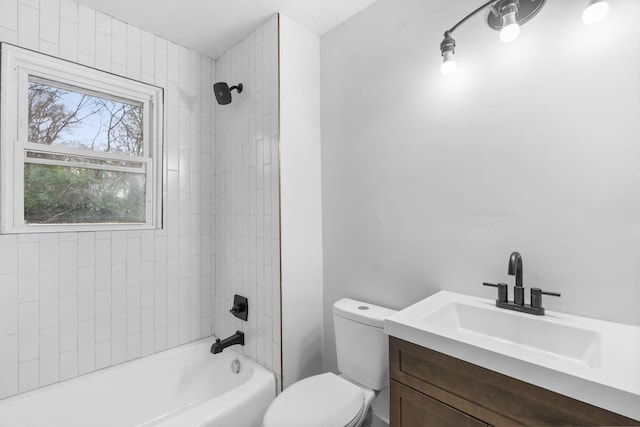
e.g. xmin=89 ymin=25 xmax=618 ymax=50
xmin=24 ymin=164 xmax=145 ymax=224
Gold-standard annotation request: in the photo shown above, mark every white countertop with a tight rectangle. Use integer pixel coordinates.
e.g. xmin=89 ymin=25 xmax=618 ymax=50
xmin=384 ymin=291 xmax=640 ymax=420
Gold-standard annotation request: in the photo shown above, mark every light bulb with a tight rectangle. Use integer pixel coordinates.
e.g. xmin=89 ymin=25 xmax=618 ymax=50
xmin=439 ymin=33 xmax=456 ymax=76
xmin=582 ymin=0 xmax=609 ymax=25
xmin=441 ymin=51 xmax=456 ymax=76
xmin=500 ymin=10 xmax=520 ymax=42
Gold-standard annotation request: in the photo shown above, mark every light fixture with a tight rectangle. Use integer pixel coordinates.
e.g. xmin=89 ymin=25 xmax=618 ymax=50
xmin=440 ymin=0 xmax=546 ymax=75
xmin=582 ymin=0 xmax=609 ymax=25
xmin=498 ymin=0 xmax=520 ymax=43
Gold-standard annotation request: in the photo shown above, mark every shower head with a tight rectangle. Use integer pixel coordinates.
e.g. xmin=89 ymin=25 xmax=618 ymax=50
xmin=213 ymin=82 xmax=243 ymax=105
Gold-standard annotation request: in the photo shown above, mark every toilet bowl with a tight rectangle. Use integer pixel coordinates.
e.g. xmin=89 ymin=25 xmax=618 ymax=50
xmin=262 ymin=299 xmax=397 ymax=427
xmin=262 ymin=373 xmax=375 ymax=427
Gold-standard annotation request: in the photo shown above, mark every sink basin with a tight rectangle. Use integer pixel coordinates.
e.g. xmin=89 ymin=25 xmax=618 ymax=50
xmin=384 ymin=291 xmax=640 ymax=420
xmin=420 ymin=301 xmax=601 ymax=368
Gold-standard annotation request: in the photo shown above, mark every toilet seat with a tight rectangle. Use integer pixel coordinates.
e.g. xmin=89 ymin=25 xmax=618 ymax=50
xmin=262 ymin=373 xmax=367 ymax=427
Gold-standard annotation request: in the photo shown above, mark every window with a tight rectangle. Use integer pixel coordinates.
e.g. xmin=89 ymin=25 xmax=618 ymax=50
xmin=1 ymin=44 xmax=163 ymax=233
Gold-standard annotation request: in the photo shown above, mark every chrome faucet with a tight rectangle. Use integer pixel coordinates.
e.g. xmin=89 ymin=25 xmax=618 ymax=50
xmin=508 ymin=251 xmax=524 ymax=305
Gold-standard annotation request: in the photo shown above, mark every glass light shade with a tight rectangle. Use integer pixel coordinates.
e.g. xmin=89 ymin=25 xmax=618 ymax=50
xmin=582 ymin=0 xmax=609 ymax=25
xmin=500 ymin=11 xmax=520 ymax=42
xmin=441 ymin=51 xmax=456 ymax=75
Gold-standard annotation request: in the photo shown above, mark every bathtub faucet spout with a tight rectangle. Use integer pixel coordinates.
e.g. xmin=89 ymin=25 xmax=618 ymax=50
xmin=210 ymin=331 xmax=245 ymax=354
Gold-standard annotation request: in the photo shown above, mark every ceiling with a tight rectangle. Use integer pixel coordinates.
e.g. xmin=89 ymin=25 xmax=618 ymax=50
xmin=74 ymin=0 xmax=378 ymax=58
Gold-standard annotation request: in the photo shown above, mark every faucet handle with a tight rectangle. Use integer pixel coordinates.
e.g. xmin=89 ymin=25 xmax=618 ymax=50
xmin=230 ymin=294 xmax=249 ymax=321
xmin=483 ymin=282 xmax=508 ymax=303
xmin=530 ymin=287 xmax=561 ymax=309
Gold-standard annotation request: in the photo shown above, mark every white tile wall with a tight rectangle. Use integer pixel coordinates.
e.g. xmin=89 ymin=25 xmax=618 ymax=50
xmin=214 ymin=14 xmax=282 ymax=388
xmin=0 ymin=0 xmax=215 ymax=399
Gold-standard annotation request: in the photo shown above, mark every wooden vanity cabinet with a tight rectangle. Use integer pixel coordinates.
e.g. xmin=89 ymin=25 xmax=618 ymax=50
xmin=389 ymin=337 xmax=639 ymax=427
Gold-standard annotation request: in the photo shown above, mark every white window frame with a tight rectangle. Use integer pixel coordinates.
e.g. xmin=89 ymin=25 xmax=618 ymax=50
xmin=0 ymin=43 xmax=164 ymax=233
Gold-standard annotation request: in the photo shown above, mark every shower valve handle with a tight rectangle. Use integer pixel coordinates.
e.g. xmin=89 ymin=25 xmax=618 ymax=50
xmin=229 ymin=295 xmax=249 ymax=321
xmin=229 ymin=303 xmax=246 ymax=315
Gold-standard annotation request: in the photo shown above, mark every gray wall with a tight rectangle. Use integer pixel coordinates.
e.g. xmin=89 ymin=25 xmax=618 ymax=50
xmin=320 ymin=0 xmax=640 ymax=372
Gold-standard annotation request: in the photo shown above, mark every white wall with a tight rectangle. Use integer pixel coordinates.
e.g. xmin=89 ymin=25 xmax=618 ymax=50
xmin=0 ymin=0 xmax=215 ymax=399
xmin=213 ymin=15 xmax=282 ymax=388
xmin=320 ymin=0 xmax=640 ymax=372
xmin=279 ymin=14 xmax=324 ymax=388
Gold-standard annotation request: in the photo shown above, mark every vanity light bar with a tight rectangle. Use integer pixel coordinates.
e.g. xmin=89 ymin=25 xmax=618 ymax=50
xmin=440 ymin=0 xmax=610 ymax=76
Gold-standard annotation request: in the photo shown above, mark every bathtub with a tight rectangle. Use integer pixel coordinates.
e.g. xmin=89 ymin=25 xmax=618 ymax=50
xmin=0 ymin=338 xmax=275 ymax=427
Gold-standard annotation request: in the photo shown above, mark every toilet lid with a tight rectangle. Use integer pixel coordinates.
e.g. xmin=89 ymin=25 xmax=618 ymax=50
xmin=263 ymin=373 xmax=365 ymax=427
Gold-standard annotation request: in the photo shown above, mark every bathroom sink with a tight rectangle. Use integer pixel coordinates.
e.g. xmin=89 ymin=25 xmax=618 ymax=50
xmin=384 ymin=291 xmax=640 ymax=420
xmin=419 ymin=301 xmax=601 ymax=368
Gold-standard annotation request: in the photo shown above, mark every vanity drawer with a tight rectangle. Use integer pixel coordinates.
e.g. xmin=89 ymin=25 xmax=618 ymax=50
xmin=391 ymin=380 xmax=488 ymax=427
xmin=389 ymin=337 xmax=639 ymax=426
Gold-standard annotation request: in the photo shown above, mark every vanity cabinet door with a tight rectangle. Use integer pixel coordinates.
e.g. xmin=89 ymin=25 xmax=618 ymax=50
xmin=389 ymin=337 xmax=640 ymax=427
xmin=391 ymin=380 xmax=488 ymax=427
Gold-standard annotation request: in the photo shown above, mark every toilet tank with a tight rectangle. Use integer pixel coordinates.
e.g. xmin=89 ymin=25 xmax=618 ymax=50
xmin=333 ymin=299 xmax=397 ymax=390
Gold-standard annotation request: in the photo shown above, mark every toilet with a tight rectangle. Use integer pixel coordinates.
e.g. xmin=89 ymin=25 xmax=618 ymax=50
xmin=263 ymin=298 xmax=397 ymax=427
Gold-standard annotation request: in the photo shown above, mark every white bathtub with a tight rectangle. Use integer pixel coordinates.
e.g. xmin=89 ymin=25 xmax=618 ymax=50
xmin=0 ymin=338 xmax=275 ymax=427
